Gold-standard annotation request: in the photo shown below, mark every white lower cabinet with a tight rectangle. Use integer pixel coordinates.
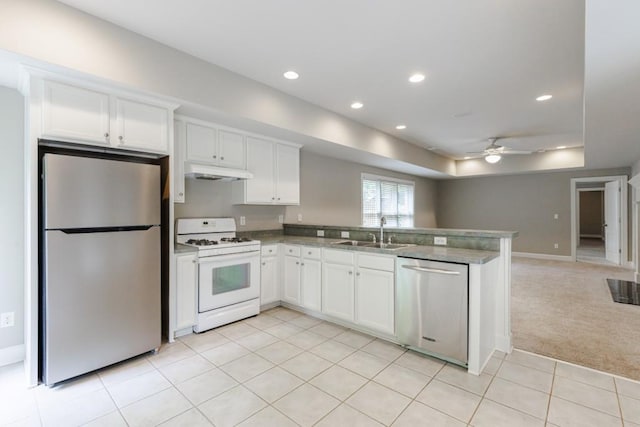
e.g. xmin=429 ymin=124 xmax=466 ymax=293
xmin=300 ymin=248 xmax=322 ymax=311
xmin=322 ymin=261 xmax=355 ymax=321
xmin=259 ymin=244 xmax=395 ymax=336
xmin=355 ymin=265 xmax=395 ymax=335
xmin=282 ymin=245 xmax=321 ymax=310
xmin=260 ymin=245 xmax=279 ymax=306
xmin=175 ymin=252 xmax=198 ymax=331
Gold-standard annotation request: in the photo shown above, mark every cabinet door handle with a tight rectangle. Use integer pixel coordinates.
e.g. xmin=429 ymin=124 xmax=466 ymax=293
xmin=192 ymin=260 xmax=197 ymax=264
xmin=212 ymin=155 xmax=217 ymax=159
xmin=308 ymin=251 xmax=312 ymax=255
xmin=104 ymin=132 xmax=109 ymax=138
xmin=277 ymin=197 xmax=281 ymax=201
xmin=262 ymin=262 xmax=266 ymax=266
xmin=272 ymin=197 xmax=275 ymax=200
xmin=269 ymin=249 xmax=273 ymax=253
xmin=296 ymin=261 xmax=299 ymax=265
xmin=220 ymin=156 xmax=224 ymax=160
xmin=301 ymin=262 xmax=305 ymax=266
xmin=356 ymin=272 xmax=360 ymax=276
xmin=348 ymin=271 xmax=353 ymax=275
xmin=118 ymin=136 xmax=124 ymax=142
xmin=178 ymin=192 xmax=184 ymax=196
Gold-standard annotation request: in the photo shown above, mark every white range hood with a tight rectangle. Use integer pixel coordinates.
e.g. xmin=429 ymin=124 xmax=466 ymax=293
xmin=184 ymin=162 xmax=253 ymax=181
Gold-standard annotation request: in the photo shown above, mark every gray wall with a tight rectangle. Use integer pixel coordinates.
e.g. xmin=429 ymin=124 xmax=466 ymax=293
xmin=285 ymin=151 xmax=438 ymax=228
xmin=175 ymin=150 xmax=438 ymax=230
xmin=436 ymin=167 xmax=630 ymax=256
xmin=579 ymin=191 xmax=603 ymax=237
xmin=0 ymin=86 xmax=24 ymax=351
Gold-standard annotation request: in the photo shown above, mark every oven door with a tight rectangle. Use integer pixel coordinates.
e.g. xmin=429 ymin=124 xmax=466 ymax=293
xmin=198 ymin=251 xmax=260 ymax=312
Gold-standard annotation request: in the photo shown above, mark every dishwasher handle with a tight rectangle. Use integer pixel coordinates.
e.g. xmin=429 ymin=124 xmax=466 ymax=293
xmin=401 ymin=265 xmax=461 ymax=275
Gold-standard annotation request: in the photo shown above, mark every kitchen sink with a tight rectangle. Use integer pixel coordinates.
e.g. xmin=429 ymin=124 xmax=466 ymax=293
xmin=332 ymin=240 xmax=370 ymax=246
xmin=331 ymin=240 xmax=414 ymax=250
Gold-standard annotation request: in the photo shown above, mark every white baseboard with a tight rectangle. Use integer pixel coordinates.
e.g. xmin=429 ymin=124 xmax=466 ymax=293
xmin=635 ymin=272 xmax=640 ymax=283
xmin=0 ymin=344 xmax=25 ymax=367
xmin=512 ymin=252 xmax=573 ymax=262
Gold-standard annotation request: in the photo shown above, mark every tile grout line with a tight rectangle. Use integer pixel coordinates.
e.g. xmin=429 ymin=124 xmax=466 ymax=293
xmin=544 ymin=360 xmax=557 ymax=424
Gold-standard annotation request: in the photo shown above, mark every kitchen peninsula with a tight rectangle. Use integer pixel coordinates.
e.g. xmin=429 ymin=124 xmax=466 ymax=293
xmin=237 ymin=224 xmax=518 ymax=375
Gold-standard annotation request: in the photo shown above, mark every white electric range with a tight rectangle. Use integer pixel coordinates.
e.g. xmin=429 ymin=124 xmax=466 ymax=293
xmin=176 ymin=218 xmax=261 ymax=332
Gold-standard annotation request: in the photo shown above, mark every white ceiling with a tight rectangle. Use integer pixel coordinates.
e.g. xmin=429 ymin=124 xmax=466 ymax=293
xmin=50 ymin=1 xmax=640 ymax=171
xmin=57 ymin=0 xmax=587 ymax=161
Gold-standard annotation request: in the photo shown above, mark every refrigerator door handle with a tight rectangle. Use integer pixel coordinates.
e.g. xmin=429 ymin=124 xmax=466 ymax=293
xmin=58 ymin=225 xmax=156 ymax=234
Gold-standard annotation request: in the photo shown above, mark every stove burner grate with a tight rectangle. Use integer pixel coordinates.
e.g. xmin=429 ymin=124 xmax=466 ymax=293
xmin=186 ymin=239 xmax=218 ymax=246
xmin=220 ymin=237 xmax=252 ymax=243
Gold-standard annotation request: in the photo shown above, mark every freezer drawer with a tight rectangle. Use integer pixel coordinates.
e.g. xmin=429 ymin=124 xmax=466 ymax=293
xmin=43 ymin=227 xmax=161 ymax=385
xmin=396 ymin=258 xmax=468 ymax=365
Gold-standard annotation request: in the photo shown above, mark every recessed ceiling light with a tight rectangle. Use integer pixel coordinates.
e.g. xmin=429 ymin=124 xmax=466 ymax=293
xmin=283 ymin=70 xmax=299 ymax=80
xmin=536 ymin=94 xmax=552 ymax=101
xmin=350 ymin=101 xmax=363 ymax=109
xmin=408 ymin=73 xmax=425 ymax=83
xmin=395 ymin=125 xmax=406 ymax=130
xmin=556 ymin=145 xmax=567 ymax=149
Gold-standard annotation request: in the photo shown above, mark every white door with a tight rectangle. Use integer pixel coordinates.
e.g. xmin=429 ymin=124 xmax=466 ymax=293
xmin=260 ymin=256 xmax=279 ymax=305
xmin=175 ymin=253 xmax=197 ymax=330
xmin=301 ymin=258 xmax=322 ymax=311
xmin=322 ymin=262 xmax=355 ymax=321
xmin=355 ymin=267 xmax=395 ymax=335
xmin=218 ymin=130 xmax=246 ymax=169
xmin=245 ymin=137 xmax=276 ymax=203
xmin=186 ymin=122 xmax=217 ymax=163
xmin=604 ymin=180 xmax=621 ymax=264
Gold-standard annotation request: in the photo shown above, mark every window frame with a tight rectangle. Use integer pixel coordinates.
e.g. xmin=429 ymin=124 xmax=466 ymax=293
xmin=361 ymin=173 xmax=415 ymax=228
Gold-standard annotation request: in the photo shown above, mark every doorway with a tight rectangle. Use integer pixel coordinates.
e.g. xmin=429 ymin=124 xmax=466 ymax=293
xmin=577 ymin=188 xmax=606 ymax=262
xmin=571 ymin=176 xmax=628 ymax=266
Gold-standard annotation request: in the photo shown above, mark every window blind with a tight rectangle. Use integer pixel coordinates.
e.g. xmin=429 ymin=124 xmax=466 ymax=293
xmin=362 ymin=175 xmax=414 ymax=227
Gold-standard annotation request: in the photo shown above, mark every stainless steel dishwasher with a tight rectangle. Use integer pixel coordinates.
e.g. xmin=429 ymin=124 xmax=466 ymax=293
xmin=396 ymin=257 xmax=469 ymax=366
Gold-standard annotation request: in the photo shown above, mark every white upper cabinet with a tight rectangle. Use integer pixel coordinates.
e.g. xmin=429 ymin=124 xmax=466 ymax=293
xmin=185 ymin=121 xmax=246 ymax=168
xmin=186 ymin=122 xmax=217 ymax=163
xmin=218 ymin=130 xmax=245 ymax=169
xmin=42 ymin=80 xmax=111 ymax=146
xmin=40 ymin=79 xmax=174 ymax=155
xmin=275 ymin=143 xmax=300 ymax=204
xmin=244 ymin=136 xmax=275 ymax=203
xmin=115 ymin=98 xmax=169 ymax=153
xmin=234 ymin=136 xmax=300 ymax=205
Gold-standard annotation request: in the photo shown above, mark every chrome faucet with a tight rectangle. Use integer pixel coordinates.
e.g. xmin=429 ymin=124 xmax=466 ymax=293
xmin=380 ymin=216 xmax=387 ymax=246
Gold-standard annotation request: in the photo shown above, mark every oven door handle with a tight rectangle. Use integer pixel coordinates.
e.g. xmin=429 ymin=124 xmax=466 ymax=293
xmin=197 ymin=251 xmax=260 ymax=264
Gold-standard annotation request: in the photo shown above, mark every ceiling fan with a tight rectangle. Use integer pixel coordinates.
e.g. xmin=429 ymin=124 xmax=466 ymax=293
xmin=466 ymin=137 xmax=533 ymax=163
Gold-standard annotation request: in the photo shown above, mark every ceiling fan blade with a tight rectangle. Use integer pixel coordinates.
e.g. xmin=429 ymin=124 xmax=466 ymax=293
xmin=501 ymin=150 xmax=533 ymax=155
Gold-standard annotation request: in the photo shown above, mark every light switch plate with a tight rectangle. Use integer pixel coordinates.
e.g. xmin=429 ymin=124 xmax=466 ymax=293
xmin=240 ymin=216 xmax=246 ymax=226
xmin=341 ymin=231 xmax=350 ymax=238
xmin=278 ymin=215 xmax=284 ymax=224
xmin=434 ymin=236 xmax=447 ymax=245
xmin=297 ymin=214 xmax=303 ymax=222
xmin=317 ymin=230 xmax=325 ymax=237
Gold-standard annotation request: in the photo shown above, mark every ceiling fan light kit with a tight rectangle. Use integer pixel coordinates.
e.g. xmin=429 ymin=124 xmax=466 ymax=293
xmin=485 ymin=154 xmax=502 ymax=163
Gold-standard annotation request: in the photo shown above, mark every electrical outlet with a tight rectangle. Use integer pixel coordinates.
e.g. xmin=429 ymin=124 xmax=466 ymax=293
xmin=434 ymin=236 xmax=447 ymax=245
xmin=554 ymin=213 xmax=559 ymax=219
xmin=278 ymin=214 xmax=284 ymax=224
xmin=317 ymin=230 xmax=325 ymax=237
xmin=0 ymin=312 xmax=14 ymax=328
xmin=554 ymin=243 xmax=559 ymax=249
xmin=240 ymin=216 xmax=246 ymax=226
xmin=297 ymin=213 xmax=303 ymax=222
xmin=341 ymin=231 xmax=350 ymax=238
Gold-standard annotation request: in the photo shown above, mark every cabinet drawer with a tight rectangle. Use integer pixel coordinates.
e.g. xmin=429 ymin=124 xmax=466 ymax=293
xmin=323 ymin=248 xmax=355 ymax=265
xmin=302 ymin=246 xmax=321 ymax=260
xmin=283 ymin=245 xmax=301 ymax=257
xmin=261 ymin=245 xmax=278 ymax=257
xmin=358 ymin=253 xmax=395 ymax=272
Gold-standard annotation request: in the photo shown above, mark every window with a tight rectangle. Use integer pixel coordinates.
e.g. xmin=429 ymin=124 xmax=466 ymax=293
xmin=362 ymin=173 xmax=415 ymax=227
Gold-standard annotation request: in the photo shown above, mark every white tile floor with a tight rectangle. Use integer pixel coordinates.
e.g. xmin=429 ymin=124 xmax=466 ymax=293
xmin=2 ymin=307 xmax=640 ymax=426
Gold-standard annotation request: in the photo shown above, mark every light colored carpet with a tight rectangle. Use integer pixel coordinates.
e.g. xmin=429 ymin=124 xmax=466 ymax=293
xmin=511 ymin=256 xmax=640 ymax=380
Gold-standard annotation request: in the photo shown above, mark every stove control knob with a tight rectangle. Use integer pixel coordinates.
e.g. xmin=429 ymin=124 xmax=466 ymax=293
xmin=262 ymin=262 xmax=266 ymax=266
xmin=221 ymin=156 xmax=224 ymax=160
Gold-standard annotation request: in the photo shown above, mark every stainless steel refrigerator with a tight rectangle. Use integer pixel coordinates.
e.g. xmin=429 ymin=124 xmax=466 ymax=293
xmin=42 ymin=153 xmax=161 ymax=386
